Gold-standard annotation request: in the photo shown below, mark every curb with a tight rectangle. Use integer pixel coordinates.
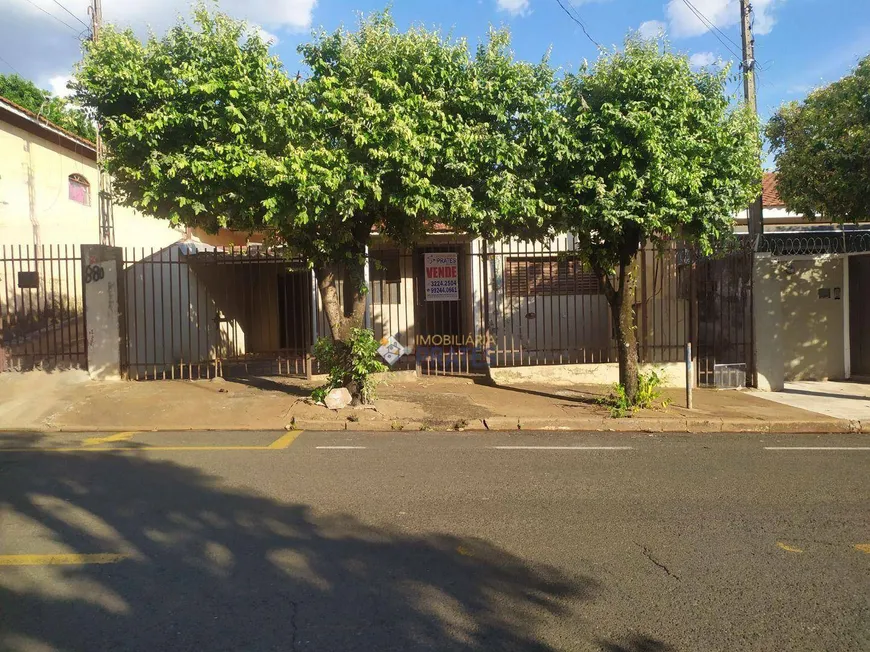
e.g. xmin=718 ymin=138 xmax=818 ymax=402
xmin=1 ymin=418 xmax=860 ymax=434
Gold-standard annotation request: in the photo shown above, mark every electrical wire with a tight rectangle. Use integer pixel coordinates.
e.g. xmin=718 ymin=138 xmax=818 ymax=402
xmin=49 ymin=0 xmax=90 ymax=31
xmin=679 ymin=0 xmax=742 ymax=61
xmin=554 ymin=0 xmax=601 ymax=49
xmin=0 ymin=53 xmax=23 ymax=76
xmin=20 ymin=0 xmax=82 ymax=37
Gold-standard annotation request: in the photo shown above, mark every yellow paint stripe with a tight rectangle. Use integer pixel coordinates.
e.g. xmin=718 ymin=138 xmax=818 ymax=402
xmin=0 ymin=433 xmax=305 ymax=454
xmin=83 ymin=431 xmax=136 ymax=446
xmin=855 ymin=544 xmax=870 ymax=554
xmin=0 ymin=553 xmax=129 ymax=566
xmin=267 ymin=431 xmax=302 ymax=449
xmin=777 ymin=542 xmax=803 ymax=553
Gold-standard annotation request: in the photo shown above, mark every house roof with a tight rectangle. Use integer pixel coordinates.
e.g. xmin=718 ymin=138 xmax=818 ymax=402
xmin=762 ymin=172 xmax=784 ymax=208
xmin=0 ymin=95 xmax=96 ymax=160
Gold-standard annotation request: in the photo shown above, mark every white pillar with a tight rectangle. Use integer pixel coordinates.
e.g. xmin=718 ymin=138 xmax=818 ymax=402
xmin=82 ymin=245 xmax=125 ymax=380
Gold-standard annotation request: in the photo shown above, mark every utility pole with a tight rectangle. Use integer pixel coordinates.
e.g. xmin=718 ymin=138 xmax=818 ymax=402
xmin=740 ymin=0 xmax=763 ymax=240
xmin=90 ymin=0 xmax=114 ymax=246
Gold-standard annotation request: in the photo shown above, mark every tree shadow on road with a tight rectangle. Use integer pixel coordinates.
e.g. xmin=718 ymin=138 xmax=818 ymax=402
xmin=0 ymin=450 xmax=600 ymax=651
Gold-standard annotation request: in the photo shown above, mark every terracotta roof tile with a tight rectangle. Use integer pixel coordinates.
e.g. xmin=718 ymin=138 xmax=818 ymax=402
xmin=762 ymin=172 xmax=783 ymax=207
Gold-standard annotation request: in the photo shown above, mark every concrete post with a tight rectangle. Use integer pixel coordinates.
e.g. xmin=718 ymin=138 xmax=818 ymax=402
xmin=82 ymin=245 xmax=125 ymax=380
xmin=752 ymin=254 xmax=785 ymax=391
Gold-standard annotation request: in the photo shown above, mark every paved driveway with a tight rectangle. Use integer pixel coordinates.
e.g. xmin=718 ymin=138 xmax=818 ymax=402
xmin=754 ymin=380 xmax=870 ymax=420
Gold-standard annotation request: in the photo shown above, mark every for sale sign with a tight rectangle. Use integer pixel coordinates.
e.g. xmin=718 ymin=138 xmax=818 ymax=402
xmin=424 ymin=252 xmax=459 ymax=301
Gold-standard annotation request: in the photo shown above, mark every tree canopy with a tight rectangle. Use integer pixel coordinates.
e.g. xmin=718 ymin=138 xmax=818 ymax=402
xmin=766 ymin=54 xmax=870 ymax=222
xmin=0 ymin=73 xmax=95 ymax=141
xmin=542 ymin=39 xmax=760 ymax=398
xmin=73 ymin=7 xmax=555 ymax=341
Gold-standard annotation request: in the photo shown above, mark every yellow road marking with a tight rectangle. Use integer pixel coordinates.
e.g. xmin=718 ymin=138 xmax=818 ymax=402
xmin=777 ymin=542 xmax=803 ymax=553
xmin=0 ymin=553 xmax=129 ymax=566
xmin=83 ymin=431 xmax=136 ymax=446
xmin=855 ymin=544 xmax=870 ymax=554
xmin=268 ymin=431 xmax=302 ymax=449
xmin=0 ymin=432 xmax=304 ymax=454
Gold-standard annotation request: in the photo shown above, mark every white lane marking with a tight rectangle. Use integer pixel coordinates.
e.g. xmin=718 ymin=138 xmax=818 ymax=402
xmin=490 ymin=446 xmax=634 ymax=450
xmin=316 ymin=446 xmax=367 ymax=450
xmin=764 ymin=447 xmax=870 ymax=451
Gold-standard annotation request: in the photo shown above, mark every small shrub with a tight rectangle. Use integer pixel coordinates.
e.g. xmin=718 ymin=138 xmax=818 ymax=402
xmin=346 ymin=414 xmax=359 ymax=423
xmin=600 ymin=369 xmax=667 ymax=418
xmin=452 ymin=418 xmax=469 ymax=431
xmin=312 ymin=328 xmax=387 ymax=405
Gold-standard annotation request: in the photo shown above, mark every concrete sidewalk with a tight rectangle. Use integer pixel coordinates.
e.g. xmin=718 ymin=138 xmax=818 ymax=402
xmin=0 ymin=370 xmax=862 ymax=433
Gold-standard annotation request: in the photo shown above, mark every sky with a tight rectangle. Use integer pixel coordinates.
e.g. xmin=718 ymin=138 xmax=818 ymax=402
xmin=1 ymin=0 xmax=868 ymax=145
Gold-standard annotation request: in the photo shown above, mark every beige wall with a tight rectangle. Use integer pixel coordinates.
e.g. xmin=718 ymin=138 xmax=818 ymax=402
xmin=781 ymin=258 xmax=845 ymax=381
xmin=0 ymin=119 xmax=185 ymax=252
xmin=754 ymin=254 xmax=846 ymax=388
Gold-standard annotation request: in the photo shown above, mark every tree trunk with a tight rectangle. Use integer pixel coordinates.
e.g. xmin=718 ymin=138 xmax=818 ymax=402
xmin=610 ymin=256 xmax=640 ymax=402
xmin=596 ymin=229 xmax=641 ymax=403
xmin=316 ymin=258 xmax=367 ymax=342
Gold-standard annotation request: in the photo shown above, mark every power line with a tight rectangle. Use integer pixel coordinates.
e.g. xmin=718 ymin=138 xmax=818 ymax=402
xmin=0 ymin=53 xmax=23 ymax=76
xmin=50 ymin=0 xmax=90 ymax=31
xmin=554 ymin=0 xmax=601 ymax=49
xmin=20 ymin=0 xmax=81 ymax=37
xmin=679 ymin=0 xmax=742 ymax=61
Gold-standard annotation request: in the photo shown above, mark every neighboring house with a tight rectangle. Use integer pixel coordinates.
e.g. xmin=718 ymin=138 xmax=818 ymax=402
xmin=0 ymin=95 xmax=187 ymax=252
xmin=0 ymin=95 xmax=187 ymax=371
xmin=745 ymin=172 xmax=870 ymax=388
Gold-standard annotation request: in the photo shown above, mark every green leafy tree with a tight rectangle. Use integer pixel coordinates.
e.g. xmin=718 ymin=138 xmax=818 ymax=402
xmin=73 ymin=6 xmax=554 ymax=398
xmin=766 ymin=55 xmax=870 ymax=222
xmin=549 ymin=40 xmax=760 ymax=401
xmin=0 ymin=73 xmax=95 ymax=141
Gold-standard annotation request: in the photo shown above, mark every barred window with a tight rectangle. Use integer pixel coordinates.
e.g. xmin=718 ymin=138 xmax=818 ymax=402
xmin=68 ymin=174 xmax=90 ymax=206
xmin=370 ymin=250 xmax=402 ymax=305
xmin=504 ymin=256 xmax=601 ymax=296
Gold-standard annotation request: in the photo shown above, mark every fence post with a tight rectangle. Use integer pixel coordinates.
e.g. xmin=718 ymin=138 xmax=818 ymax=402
xmin=81 ymin=244 xmax=125 ymax=380
xmin=685 ymin=342 xmax=693 ymax=409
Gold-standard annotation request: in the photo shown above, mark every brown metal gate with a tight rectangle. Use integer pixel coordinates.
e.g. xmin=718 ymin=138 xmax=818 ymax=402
xmin=0 ymin=245 xmax=86 ymax=372
xmin=122 ymin=245 xmax=313 ymax=380
xmin=693 ymin=241 xmax=754 ymax=387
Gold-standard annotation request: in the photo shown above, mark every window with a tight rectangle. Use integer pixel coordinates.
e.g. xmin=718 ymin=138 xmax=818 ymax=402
xmin=370 ymin=250 xmax=402 ymax=305
xmin=68 ymin=174 xmax=90 ymax=206
xmin=504 ymin=256 xmax=601 ymax=297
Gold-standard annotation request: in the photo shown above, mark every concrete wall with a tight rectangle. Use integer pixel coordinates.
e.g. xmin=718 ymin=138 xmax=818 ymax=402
xmin=488 ymin=362 xmax=689 ymax=389
xmin=0 ymin=119 xmax=185 ymax=252
xmin=754 ymin=253 xmax=845 ymax=389
xmin=781 ymin=258 xmax=845 ymax=381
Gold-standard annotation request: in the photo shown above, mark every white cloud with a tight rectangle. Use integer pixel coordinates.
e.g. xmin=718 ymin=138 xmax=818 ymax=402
xmin=0 ymin=1 xmax=315 ymax=84
xmin=637 ymin=20 xmax=666 ymax=40
xmin=666 ymin=0 xmax=780 ymax=39
xmin=689 ymin=51 xmax=718 ymax=68
xmin=47 ymin=74 xmax=73 ymax=97
xmin=496 ymin=0 xmax=531 ymax=17
xmin=252 ymin=25 xmax=279 ymax=47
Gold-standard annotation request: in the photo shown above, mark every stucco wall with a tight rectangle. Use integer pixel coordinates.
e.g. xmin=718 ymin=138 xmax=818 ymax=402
xmin=753 ymin=254 xmax=845 ymax=388
xmin=0 ymin=120 xmax=185 ymax=252
xmin=488 ymin=362 xmax=689 ymax=389
xmin=780 ymin=258 xmax=845 ymax=381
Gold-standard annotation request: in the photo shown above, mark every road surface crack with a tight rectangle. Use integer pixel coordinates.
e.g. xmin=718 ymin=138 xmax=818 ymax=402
xmin=636 ymin=543 xmax=680 ymax=580
xmin=289 ymin=599 xmax=298 ymax=652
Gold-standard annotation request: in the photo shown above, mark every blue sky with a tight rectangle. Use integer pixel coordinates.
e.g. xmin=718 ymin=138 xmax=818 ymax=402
xmin=3 ymin=0 xmax=869 ymax=138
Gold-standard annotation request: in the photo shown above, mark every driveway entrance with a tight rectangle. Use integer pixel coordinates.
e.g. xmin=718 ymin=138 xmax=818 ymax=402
xmin=754 ymin=380 xmax=870 ymax=421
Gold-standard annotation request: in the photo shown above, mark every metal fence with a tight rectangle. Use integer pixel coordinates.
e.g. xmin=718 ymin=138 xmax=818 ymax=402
xmin=1 ymin=239 xmax=753 ymax=386
xmin=122 ymin=245 xmax=312 ymax=380
xmin=0 ymin=245 xmax=86 ymax=372
xmin=363 ymin=237 xmax=698 ymax=376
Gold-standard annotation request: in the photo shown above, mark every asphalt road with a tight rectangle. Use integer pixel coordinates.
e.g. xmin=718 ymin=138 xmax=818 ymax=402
xmin=0 ymin=430 xmax=868 ymax=652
